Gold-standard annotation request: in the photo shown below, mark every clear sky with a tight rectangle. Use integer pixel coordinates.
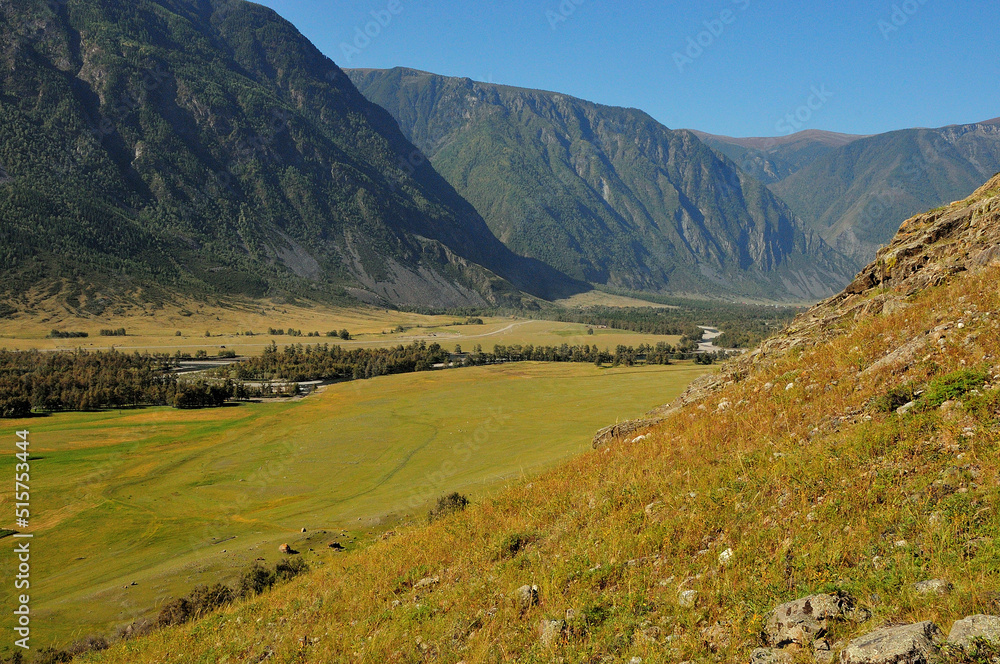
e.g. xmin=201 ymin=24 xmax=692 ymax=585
xmin=251 ymin=0 xmax=1000 ymax=138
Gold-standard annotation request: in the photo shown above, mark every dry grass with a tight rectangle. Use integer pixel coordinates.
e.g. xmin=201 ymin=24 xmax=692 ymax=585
xmin=74 ymin=265 xmax=1000 ymax=663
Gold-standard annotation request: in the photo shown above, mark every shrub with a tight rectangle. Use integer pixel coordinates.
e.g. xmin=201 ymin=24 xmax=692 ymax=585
xmin=187 ymin=583 xmax=234 ymax=616
xmin=920 ymin=368 xmax=988 ymax=408
xmin=428 ymin=492 xmax=470 ymax=522
xmin=870 ymin=383 xmax=917 ymax=412
xmin=274 ymin=557 xmax=309 ymax=582
xmin=237 ymin=562 xmax=276 ymax=598
xmin=156 ymin=597 xmax=193 ymax=626
xmin=494 ymin=531 xmax=537 ymax=560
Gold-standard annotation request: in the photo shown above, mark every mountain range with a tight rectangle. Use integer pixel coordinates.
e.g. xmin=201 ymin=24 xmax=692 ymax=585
xmin=698 ymin=120 xmax=1000 ymax=264
xmin=2 ymin=0 xmax=996 ymax=311
xmin=347 ymin=67 xmax=854 ymax=301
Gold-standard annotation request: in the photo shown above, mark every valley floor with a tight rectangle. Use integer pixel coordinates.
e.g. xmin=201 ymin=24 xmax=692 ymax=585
xmin=0 ymin=361 xmax=709 ymax=649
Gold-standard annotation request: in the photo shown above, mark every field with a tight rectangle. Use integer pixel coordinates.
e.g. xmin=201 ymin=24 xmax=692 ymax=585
xmin=0 ymin=361 xmax=709 ymax=649
xmin=0 ymin=298 xmax=681 ymax=355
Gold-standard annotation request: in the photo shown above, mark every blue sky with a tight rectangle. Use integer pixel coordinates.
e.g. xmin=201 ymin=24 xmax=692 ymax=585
xmin=252 ymin=0 xmax=1000 ymax=137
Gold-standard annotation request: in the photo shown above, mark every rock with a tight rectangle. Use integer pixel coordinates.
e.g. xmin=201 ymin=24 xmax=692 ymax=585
xmin=912 ymin=579 xmax=952 ymax=595
xmin=678 ymin=589 xmax=698 ymax=608
xmin=763 ymin=593 xmax=852 ymax=647
xmin=701 ymin=622 xmax=730 ymax=652
xmin=278 ymin=543 xmax=298 ymax=554
xmin=301 ymin=527 xmax=307 ymax=533
xmin=515 ymin=584 xmax=539 ymax=611
xmin=328 ymin=541 xmax=344 ymax=551
xmin=947 ymin=614 xmax=1000 ymax=649
xmin=896 ymin=401 xmax=916 ymax=415
xmin=718 ymin=548 xmax=734 ymax=565
xmin=749 ymin=647 xmax=794 ymax=664
xmin=413 ymin=576 xmax=440 ymax=590
xmin=538 ymin=619 xmax=565 ymax=647
xmin=839 ymin=621 xmax=943 ymax=663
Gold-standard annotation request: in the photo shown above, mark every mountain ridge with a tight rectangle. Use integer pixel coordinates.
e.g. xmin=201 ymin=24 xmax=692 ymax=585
xmin=348 ymin=66 xmax=855 ymax=302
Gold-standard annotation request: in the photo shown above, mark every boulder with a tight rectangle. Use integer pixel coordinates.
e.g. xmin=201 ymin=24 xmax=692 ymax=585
xmin=749 ymin=647 xmax=794 ymax=664
xmin=413 ymin=576 xmax=440 ymax=590
xmin=515 ymin=584 xmax=539 ymax=611
xmin=278 ymin=543 xmax=298 ymax=554
xmin=912 ymin=579 xmax=952 ymax=596
xmin=947 ymin=614 xmax=1000 ymax=649
xmin=839 ymin=621 xmax=943 ymax=663
xmin=764 ymin=594 xmax=851 ymax=647
xmin=539 ymin=619 xmax=565 ymax=647
xmin=678 ymin=589 xmax=698 ymax=608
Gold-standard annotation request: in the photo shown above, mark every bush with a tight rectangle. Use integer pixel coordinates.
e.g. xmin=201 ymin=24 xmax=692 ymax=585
xmin=870 ymin=383 xmax=917 ymax=412
xmin=237 ymin=562 xmax=276 ymax=598
xmin=274 ymin=556 xmax=309 ymax=582
xmin=156 ymin=597 xmax=193 ymax=626
xmin=494 ymin=531 xmax=537 ymax=560
xmin=187 ymin=583 xmax=234 ymax=616
xmin=218 ymin=349 xmax=237 ymax=358
xmin=48 ymin=330 xmax=88 ymax=339
xmin=921 ymin=368 xmax=988 ymax=408
xmin=428 ymin=492 xmax=470 ymax=522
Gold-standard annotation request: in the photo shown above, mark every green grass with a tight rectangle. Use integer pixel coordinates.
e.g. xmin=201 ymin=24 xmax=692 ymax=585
xmin=0 ymin=361 xmax=709 ymax=649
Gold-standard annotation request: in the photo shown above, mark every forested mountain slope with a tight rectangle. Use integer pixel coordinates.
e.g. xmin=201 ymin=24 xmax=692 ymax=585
xmin=0 ymin=0 xmax=584 ymax=310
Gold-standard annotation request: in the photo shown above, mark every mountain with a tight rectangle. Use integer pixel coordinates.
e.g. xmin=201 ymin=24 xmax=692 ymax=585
xmin=769 ymin=119 xmax=1000 ymax=265
xmin=82 ymin=175 xmax=1000 ymax=664
xmin=691 ymin=129 xmax=867 ymax=184
xmin=347 ymin=67 xmax=856 ymax=302
xmin=0 ymin=0 xmax=584 ymax=309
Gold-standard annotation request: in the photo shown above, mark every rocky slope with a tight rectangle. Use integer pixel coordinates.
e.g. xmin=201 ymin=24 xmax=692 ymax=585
xmin=349 ymin=67 xmax=856 ymax=301
xmin=0 ymin=0 xmax=583 ymax=310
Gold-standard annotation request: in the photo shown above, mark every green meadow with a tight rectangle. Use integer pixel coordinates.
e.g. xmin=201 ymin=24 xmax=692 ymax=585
xmin=0 ymin=361 xmax=709 ymax=648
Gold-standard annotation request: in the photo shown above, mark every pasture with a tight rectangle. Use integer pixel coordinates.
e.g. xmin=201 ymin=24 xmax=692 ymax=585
xmin=0 ymin=361 xmax=710 ymax=647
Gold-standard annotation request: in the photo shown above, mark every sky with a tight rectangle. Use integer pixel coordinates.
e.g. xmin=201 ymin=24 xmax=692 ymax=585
xmin=251 ymin=0 xmax=1000 ymax=138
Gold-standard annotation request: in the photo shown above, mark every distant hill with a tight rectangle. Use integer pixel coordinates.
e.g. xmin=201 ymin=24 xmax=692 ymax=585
xmin=769 ymin=120 xmax=1000 ymax=265
xmin=0 ymin=0 xmax=584 ymax=310
xmin=348 ymin=68 xmax=855 ymax=302
xmin=691 ymin=129 xmax=867 ymax=184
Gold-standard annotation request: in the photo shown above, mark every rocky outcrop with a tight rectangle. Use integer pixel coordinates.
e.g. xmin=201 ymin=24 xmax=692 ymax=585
xmin=839 ymin=622 xmax=943 ymax=663
xmin=764 ymin=594 xmax=854 ymax=648
xmin=593 ymin=174 xmax=1000 ymax=448
xmin=947 ymin=614 xmax=1000 ymax=649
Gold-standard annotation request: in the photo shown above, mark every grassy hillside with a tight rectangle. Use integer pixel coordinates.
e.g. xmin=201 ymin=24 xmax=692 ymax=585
xmin=348 ymin=68 xmax=855 ymax=302
xmin=0 ymin=361 xmax=708 ymax=650
xmin=65 ymin=175 xmax=1000 ymax=663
